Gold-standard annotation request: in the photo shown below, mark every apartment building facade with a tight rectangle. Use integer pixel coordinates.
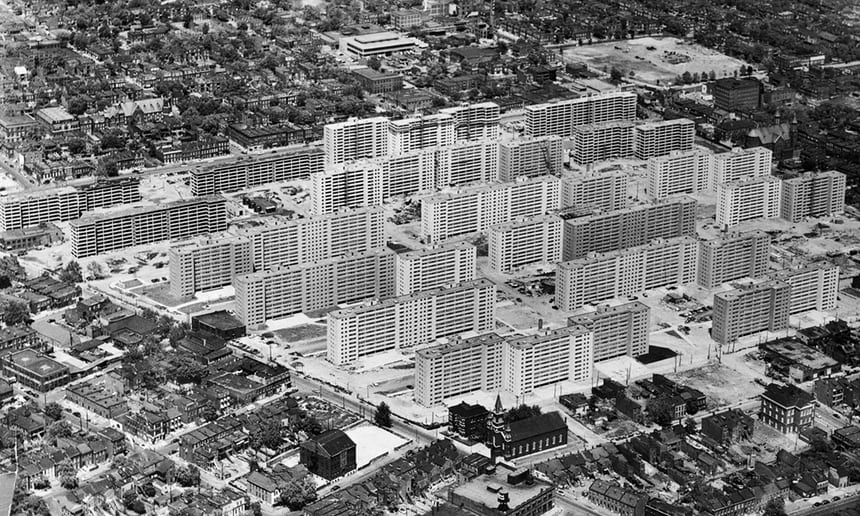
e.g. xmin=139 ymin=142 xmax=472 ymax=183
xmin=189 ymin=146 xmax=324 ymax=196
xmin=697 ymin=231 xmax=771 ymax=288
xmin=711 ymin=146 xmax=772 ymax=190
xmin=0 ymin=177 xmax=141 ymax=231
xmin=414 ymin=333 xmax=505 ymax=407
xmin=70 ymin=196 xmax=227 ymax=258
xmin=780 ymin=170 xmax=846 ymax=222
xmin=323 ymin=116 xmax=389 ymax=166
xmin=711 ymin=280 xmax=791 ymax=345
xmin=772 ymin=262 xmax=839 ymax=314
xmin=561 ymin=196 xmax=697 ymax=260
xmin=488 ymin=214 xmax=563 ymax=273
xmin=421 ymin=175 xmax=562 ymax=243
xmin=647 ymin=148 xmax=714 ymax=199
xmin=633 ymin=119 xmax=695 ymax=159
xmin=716 ymin=176 xmax=782 ymax=228
xmin=568 ymin=302 xmax=650 ymax=362
xmin=498 ymin=135 xmax=564 ymax=181
xmin=326 ymin=279 xmax=496 ymax=365
xmin=310 ymin=162 xmax=385 ymax=214
xmin=440 ymin=102 xmax=501 ymax=141
xmin=524 ymin=91 xmax=637 ymax=138
xmin=169 ymin=235 xmax=253 ymax=297
xmin=234 ymin=248 xmax=396 ymax=327
xmin=561 ymin=170 xmax=628 ymax=212
xmin=502 ymin=325 xmax=593 ymax=396
xmin=570 ymin=122 xmax=635 ymax=165
xmin=395 ymin=241 xmax=476 ymax=295
xmin=388 ymin=114 xmax=455 ymax=155
xmin=556 ymin=236 xmax=698 ymax=311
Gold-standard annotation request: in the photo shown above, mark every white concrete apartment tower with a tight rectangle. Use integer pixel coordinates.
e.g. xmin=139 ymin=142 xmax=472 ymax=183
xmin=395 ymin=241 xmax=476 ymax=295
xmin=323 ymin=116 xmax=389 ymax=167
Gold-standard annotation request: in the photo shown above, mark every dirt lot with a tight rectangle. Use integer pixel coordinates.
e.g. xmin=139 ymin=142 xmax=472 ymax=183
xmin=563 ymin=37 xmax=750 ymax=85
xmin=274 ymin=324 xmax=327 ymax=343
xmin=667 ymin=362 xmax=765 ymax=409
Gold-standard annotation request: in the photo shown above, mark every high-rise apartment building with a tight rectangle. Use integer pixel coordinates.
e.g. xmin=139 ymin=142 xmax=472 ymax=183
xmin=414 ymin=333 xmax=505 ymax=407
xmin=421 ymin=175 xmax=562 ymax=243
xmin=189 ymin=147 xmax=324 ymax=196
xmin=0 ymin=177 xmax=141 ymax=231
xmin=711 ymin=280 xmax=791 ymax=345
xmin=233 ymin=207 xmax=385 ymax=273
xmin=395 ymin=241 xmax=476 ymax=295
xmin=697 ymin=232 xmax=771 ymax=288
xmin=771 ymin=262 xmax=839 ymax=314
xmin=388 ymin=114 xmax=455 ymax=155
xmin=570 ymin=122 xmax=635 ymax=165
xmin=310 ymin=162 xmax=385 ymax=214
xmin=502 ymin=326 xmax=593 ymax=396
xmin=780 ymin=170 xmax=846 ymax=222
xmin=633 ymin=119 xmax=695 ymax=159
xmin=716 ymin=176 xmax=781 ymax=228
xmin=524 ymin=91 xmax=637 ymax=138
xmin=561 ymin=196 xmax=697 ymax=260
xmin=556 ymin=236 xmax=698 ymax=311
xmin=323 ymin=116 xmax=389 ymax=166
xmin=488 ymin=214 xmax=563 ymax=273
xmin=70 ymin=196 xmax=227 ymax=258
xmin=435 ymin=139 xmax=499 ymax=186
xmin=647 ymin=148 xmax=714 ymax=199
xmin=326 ymin=279 xmax=496 ymax=365
xmin=711 ymin=146 xmax=772 ymax=190
xmin=440 ymin=102 xmax=501 ymax=141
xmin=561 ymin=170 xmax=628 ymax=211
xmin=169 ymin=235 xmax=253 ymax=297
xmin=568 ymin=302 xmax=650 ymax=362
xmin=498 ymin=136 xmax=564 ymax=181
xmin=234 ymin=248 xmax=396 ymax=327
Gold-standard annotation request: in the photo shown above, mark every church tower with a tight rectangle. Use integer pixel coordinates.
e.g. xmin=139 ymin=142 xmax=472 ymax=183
xmin=487 ymin=394 xmax=510 ymax=458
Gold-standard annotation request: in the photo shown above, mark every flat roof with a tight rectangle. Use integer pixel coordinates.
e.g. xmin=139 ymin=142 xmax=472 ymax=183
xmin=452 ymin=467 xmax=550 ymax=511
xmin=6 ymin=349 xmax=68 ymax=377
xmin=416 ymin=332 xmax=504 ymax=359
xmin=398 ymin=241 xmax=474 ymax=259
xmin=353 ymin=32 xmax=407 ymax=44
xmin=193 ymin=310 xmax=244 ymax=331
xmin=558 ymin=236 xmax=697 ymax=269
xmin=329 ymin=279 xmax=494 ymax=318
xmin=37 ymin=106 xmax=75 ymax=123
xmin=69 ymin=195 xmax=223 ymax=226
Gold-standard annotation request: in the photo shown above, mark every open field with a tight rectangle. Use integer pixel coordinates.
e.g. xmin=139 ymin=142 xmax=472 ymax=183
xmin=562 ymin=37 xmax=750 ymax=85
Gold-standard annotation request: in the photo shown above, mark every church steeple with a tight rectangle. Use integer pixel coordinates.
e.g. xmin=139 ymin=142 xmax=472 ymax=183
xmin=494 ymin=393 xmax=503 ymax=413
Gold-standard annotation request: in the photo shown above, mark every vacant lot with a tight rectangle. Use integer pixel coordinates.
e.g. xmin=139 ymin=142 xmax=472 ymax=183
xmin=563 ymin=37 xmax=750 ymax=85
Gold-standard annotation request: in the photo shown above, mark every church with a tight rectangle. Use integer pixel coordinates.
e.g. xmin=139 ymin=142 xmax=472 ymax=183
xmin=487 ymin=395 xmax=568 ymax=460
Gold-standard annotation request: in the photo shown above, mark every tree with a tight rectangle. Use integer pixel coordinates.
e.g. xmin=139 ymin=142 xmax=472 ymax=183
xmin=100 ymin=132 xmax=125 ymax=150
xmin=168 ymin=324 xmax=186 ymax=345
xmin=374 ymin=402 xmax=392 ymax=428
xmin=182 ymin=12 xmax=193 ymax=29
xmin=277 ymin=475 xmax=318 ymax=510
xmin=202 ymin=23 xmax=209 ymax=35
xmin=1 ymin=301 xmax=30 ymax=326
xmin=504 ymin=404 xmax=542 ymax=423
xmin=609 ymin=67 xmax=624 ymax=84
xmin=681 ymin=71 xmax=693 ymax=84
xmin=59 ymin=261 xmax=83 ymax=283
xmin=67 ymin=139 xmax=85 ymax=155
xmin=251 ymin=422 xmax=283 ymax=450
xmin=174 ymin=465 xmax=200 ymax=487
xmin=86 ymin=261 xmax=107 ymax=280
xmin=367 ymin=56 xmax=381 ymax=71
xmin=763 ymin=498 xmax=787 ymax=516
xmin=647 ymin=396 xmax=675 ymax=426
xmin=200 ymin=403 xmax=218 ymax=422
xmin=684 ymin=417 xmax=697 ymax=434
xmin=56 ymin=460 xmax=78 ymax=489
xmin=67 ymin=97 xmax=87 ymax=115
xmin=708 ymin=70 xmax=716 ymax=81
xmin=44 ymin=402 xmax=64 ymax=421
xmin=48 ymin=420 xmax=73 ymax=440
xmin=250 ymin=502 xmax=262 ymax=516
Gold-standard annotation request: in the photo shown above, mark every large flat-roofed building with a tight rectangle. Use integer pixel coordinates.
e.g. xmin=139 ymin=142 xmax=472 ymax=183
xmin=449 ymin=464 xmax=554 ymax=516
xmin=234 ymin=207 xmax=385 ymax=272
xmin=351 ymin=67 xmax=403 ymax=94
xmin=69 ymin=196 xmax=227 ymax=258
xmin=415 ymin=333 xmax=505 ymax=407
xmin=323 ymin=116 xmax=389 ymax=167
xmin=716 ymin=176 xmax=781 ymax=228
xmin=498 ymin=135 xmax=564 ymax=181
xmin=234 ymin=248 xmax=396 ymax=327
xmin=697 ymin=231 xmax=771 ymax=288
xmin=0 ymin=177 xmax=141 ymax=231
xmin=524 ymin=91 xmax=637 ymax=138
xmin=780 ymin=170 xmax=846 ymax=223
xmin=711 ymin=146 xmax=772 ymax=190
xmin=439 ymin=139 xmax=499 ymax=186
xmin=1 ymin=348 xmax=70 ymax=392
xmin=440 ymin=102 xmax=500 ymax=141
xmin=772 ymin=262 xmax=839 ymax=314
xmin=647 ymin=148 xmax=714 ymax=199
xmin=711 ymin=280 xmax=791 ymax=345
xmin=568 ymin=302 xmax=650 ymax=362
xmin=310 ymin=161 xmax=385 ymax=214
xmin=488 ymin=214 xmax=563 ymax=273
xmin=388 ymin=114 xmax=455 ymax=155
xmin=759 ymin=383 xmax=814 ymax=434
xmin=561 ymin=196 xmax=697 ymax=260
xmin=169 ymin=235 xmax=253 ymax=297
xmin=421 ymin=175 xmax=561 ymax=243
xmin=35 ymin=106 xmax=78 ymax=134
xmin=570 ymin=121 xmax=635 ymax=165
xmin=502 ymin=325 xmax=593 ymax=395
xmin=556 ymin=236 xmax=698 ymax=311
xmin=713 ymin=78 xmax=761 ymax=111
xmin=66 ymin=379 xmax=128 ymax=419
xmin=561 ymin=170 xmax=628 ymax=211
xmin=189 ymin=146 xmax=324 ymax=196
xmin=633 ymin=119 xmax=695 ymax=159
xmin=395 ymin=242 xmax=476 ymax=295
xmin=326 ymin=279 xmax=496 ymax=365
xmin=340 ymin=32 xmax=418 ymax=58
